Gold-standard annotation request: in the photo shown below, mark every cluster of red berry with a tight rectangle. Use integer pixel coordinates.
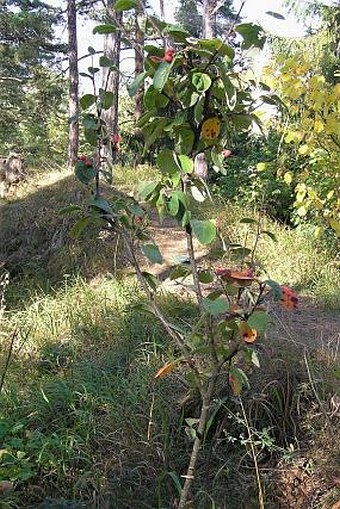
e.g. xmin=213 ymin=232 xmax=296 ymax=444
xmin=78 ymin=155 xmax=94 ymax=168
xmin=150 ymin=47 xmax=175 ymax=64
xmin=163 ymin=47 xmax=175 ymax=63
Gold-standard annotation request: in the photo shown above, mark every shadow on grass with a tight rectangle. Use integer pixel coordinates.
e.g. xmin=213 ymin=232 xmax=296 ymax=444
xmin=0 ymin=173 xmax=130 ymax=308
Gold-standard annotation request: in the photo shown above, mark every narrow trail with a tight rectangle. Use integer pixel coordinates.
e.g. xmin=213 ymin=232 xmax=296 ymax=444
xmin=142 ymin=211 xmax=207 ymax=281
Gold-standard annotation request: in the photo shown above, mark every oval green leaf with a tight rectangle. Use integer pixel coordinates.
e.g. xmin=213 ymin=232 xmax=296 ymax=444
xmin=191 ymin=219 xmax=216 ymax=245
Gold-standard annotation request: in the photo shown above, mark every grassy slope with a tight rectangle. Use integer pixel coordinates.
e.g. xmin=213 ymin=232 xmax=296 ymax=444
xmin=0 ymin=166 xmax=339 ymax=508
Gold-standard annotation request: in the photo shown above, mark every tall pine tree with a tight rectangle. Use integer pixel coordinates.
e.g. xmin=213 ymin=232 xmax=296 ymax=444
xmin=0 ymin=0 xmax=65 ymax=158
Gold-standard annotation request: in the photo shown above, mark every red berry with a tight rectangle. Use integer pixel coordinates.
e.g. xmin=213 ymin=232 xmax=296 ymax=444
xmin=85 ymin=159 xmax=93 ymax=167
xmin=163 ymin=47 xmax=175 ymax=63
xmin=112 ymin=134 xmax=120 ymax=144
xmin=221 ymin=149 xmax=232 ymax=158
xmin=79 ymin=155 xmax=87 ymax=161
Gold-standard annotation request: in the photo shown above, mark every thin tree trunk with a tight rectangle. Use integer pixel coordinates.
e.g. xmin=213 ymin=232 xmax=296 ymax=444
xmin=67 ymin=0 xmax=79 ymax=167
xmin=159 ymin=0 xmax=165 ymax=21
xmin=134 ymin=3 xmax=144 ymax=123
xmin=202 ymin=0 xmax=216 ymax=39
xmin=102 ymin=0 xmax=122 ymax=161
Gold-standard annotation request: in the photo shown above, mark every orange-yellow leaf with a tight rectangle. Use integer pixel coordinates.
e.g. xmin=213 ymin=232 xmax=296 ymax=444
xmin=239 ymin=322 xmax=258 ymax=343
xmin=154 ymin=361 xmax=178 ymax=379
xmin=229 ymin=374 xmax=242 ymax=396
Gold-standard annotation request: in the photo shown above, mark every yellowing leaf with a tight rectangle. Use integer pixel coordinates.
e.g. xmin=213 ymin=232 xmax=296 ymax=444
xmin=298 ymin=144 xmax=309 ymax=155
xmin=297 ymin=205 xmax=308 ymax=217
xmin=229 ymin=374 xmax=242 ymax=395
xmin=239 ymin=322 xmax=258 ymax=343
xmin=314 ymin=226 xmax=323 ymax=239
xmin=201 ymin=117 xmax=221 ymax=140
xmin=314 ymin=119 xmax=324 ymax=133
xmin=329 ymin=218 xmax=340 ymax=237
xmin=283 ymin=171 xmax=293 ymax=185
xmin=256 ymin=162 xmax=266 ymax=172
xmin=313 ymin=198 xmax=324 ymax=211
xmin=155 ymin=360 xmax=178 ymax=379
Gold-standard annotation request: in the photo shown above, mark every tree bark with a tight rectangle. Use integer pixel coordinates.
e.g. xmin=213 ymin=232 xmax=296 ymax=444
xmin=102 ymin=0 xmax=122 ymax=161
xmin=202 ymin=0 xmax=217 ymax=39
xmin=159 ymin=0 xmax=165 ymax=21
xmin=134 ymin=3 xmax=144 ymax=123
xmin=67 ymin=0 xmax=79 ymax=167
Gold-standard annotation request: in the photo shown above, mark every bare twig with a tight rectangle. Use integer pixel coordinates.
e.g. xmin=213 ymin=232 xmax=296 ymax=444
xmin=0 ymin=330 xmax=18 ymax=396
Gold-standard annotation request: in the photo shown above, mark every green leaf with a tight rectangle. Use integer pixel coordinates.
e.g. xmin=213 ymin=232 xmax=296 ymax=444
xmin=75 ymin=162 xmax=96 ymax=184
xmin=88 ymin=66 xmax=100 ymax=75
xmin=141 ymin=271 xmax=159 ymax=291
xmin=153 ymin=61 xmax=172 ymax=92
xmin=215 ymin=65 xmax=237 ymax=110
xmin=99 ymin=55 xmax=114 ymax=67
xmin=100 ymin=90 xmax=114 ymax=110
xmin=264 ymin=279 xmax=282 ymax=301
xmin=157 ymin=149 xmax=180 ymax=175
xmin=163 ymin=24 xmax=190 ymax=42
xmin=192 ymin=72 xmax=212 ymax=93
xmin=174 ymin=126 xmax=194 ymax=154
xmin=231 ymin=247 xmax=252 ymax=258
xmin=93 ymin=24 xmax=116 ymax=34
xmin=88 ymin=196 xmax=115 ymax=216
xmin=80 ymin=94 xmax=96 ymax=110
xmin=251 ymin=351 xmax=260 ymax=368
xmin=167 ymin=193 xmax=180 ymax=216
xmin=84 ymin=128 xmax=98 ymax=146
xmin=194 ymin=97 xmax=204 ymax=124
xmin=261 ymin=230 xmax=277 ymax=242
xmin=198 ymin=270 xmax=214 ymax=283
xmin=240 ymin=217 xmax=257 ymax=224
xmin=139 ymin=181 xmax=159 ymax=201
xmin=231 ymin=114 xmax=252 ymax=130
xmin=198 ymin=39 xmax=234 ymax=60
xmin=59 ymin=205 xmax=81 ymax=215
xmin=115 ymin=0 xmax=137 ymax=11
xmin=191 ymin=185 xmax=206 ymax=202
xmin=178 ymin=155 xmax=193 ymax=174
xmin=175 ymin=191 xmax=189 ymax=208
xmin=141 ymin=244 xmax=163 ymax=264
xmin=180 ymin=209 xmax=192 ymax=227
xmin=235 ymin=23 xmax=266 ymax=50
xmin=247 ymin=311 xmax=268 ymax=333
xmin=82 ymin=114 xmax=97 ymax=130
xmin=69 ymin=216 xmax=93 ymax=239
xmin=265 ymin=11 xmax=285 ymax=20
xmin=143 ymin=118 xmax=170 ymax=150
xmin=170 ymin=265 xmax=192 ymax=280
xmin=128 ymin=71 xmax=148 ymax=97
xmin=191 ymin=219 xmax=216 ymax=245
xmin=144 ymin=86 xmax=169 ymax=109
xmin=203 ymin=297 xmax=229 ymax=316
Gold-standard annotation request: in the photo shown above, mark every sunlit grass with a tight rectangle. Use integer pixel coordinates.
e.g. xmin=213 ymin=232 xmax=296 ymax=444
xmin=0 ymin=164 xmax=339 ymax=507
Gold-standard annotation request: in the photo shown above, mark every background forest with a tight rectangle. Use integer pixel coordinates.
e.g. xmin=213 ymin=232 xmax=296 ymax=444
xmin=0 ymin=0 xmax=339 ymax=508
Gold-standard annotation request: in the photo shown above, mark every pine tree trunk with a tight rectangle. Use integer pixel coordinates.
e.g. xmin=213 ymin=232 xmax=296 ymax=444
xmin=134 ymin=3 xmax=144 ymax=123
xmin=202 ymin=0 xmax=216 ymax=39
xmin=159 ymin=0 xmax=165 ymax=21
xmin=67 ymin=0 xmax=79 ymax=168
xmin=102 ymin=0 xmax=122 ymax=161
